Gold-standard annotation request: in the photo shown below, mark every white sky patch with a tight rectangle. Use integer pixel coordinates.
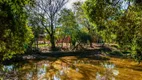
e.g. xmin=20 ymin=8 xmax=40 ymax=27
xmin=65 ymin=0 xmax=86 ymax=9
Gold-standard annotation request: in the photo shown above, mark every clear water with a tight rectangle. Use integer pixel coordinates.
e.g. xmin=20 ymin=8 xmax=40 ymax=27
xmin=0 ymin=56 xmax=118 ymax=80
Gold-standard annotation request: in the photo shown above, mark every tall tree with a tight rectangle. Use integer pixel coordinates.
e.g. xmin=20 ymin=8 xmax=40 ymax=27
xmin=58 ymin=8 xmax=78 ymax=47
xmin=117 ymin=0 xmax=142 ymax=63
xmin=58 ymin=8 xmax=92 ymax=50
xmin=73 ymin=1 xmax=95 ymax=47
xmin=83 ymin=0 xmax=142 ymax=63
xmin=82 ymin=0 xmax=121 ymax=43
xmin=0 ymin=0 xmax=33 ymax=60
xmin=28 ymin=0 xmax=68 ymax=50
xmin=73 ymin=1 xmax=93 ymax=33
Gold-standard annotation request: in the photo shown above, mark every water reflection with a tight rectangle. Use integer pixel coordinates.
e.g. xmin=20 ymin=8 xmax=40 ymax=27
xmin=0 ymin=64 xmax=18 ymax=80
xmin=3 ymin=65 xmax=14 ymax=72
xmin=96 ymin=62 xmax=119 ymax=80
xmin=0 ymin=58 xmax=119 ymax=80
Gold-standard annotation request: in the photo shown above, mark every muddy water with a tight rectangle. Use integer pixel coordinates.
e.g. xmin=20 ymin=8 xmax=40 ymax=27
xmin=0 ymin=55 xmax=121 ymax=80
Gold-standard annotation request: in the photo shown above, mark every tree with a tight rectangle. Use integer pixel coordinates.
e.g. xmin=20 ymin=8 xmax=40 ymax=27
xmin=0 ymin=0 xmax=34 ymax=60
xmin=116 ymin=1 xmax=142 ymax=63
xmin=28 ymin=0 xmax=68 ymax=50
xmin=58 ymin=8 xmax=78 ymax=47
xmin=58 ymin=8 xmax=93 ymax=50
xmin=73 ymin=1 xmax=95 ymax=47
xmin=27 ymin=11 xmax=48 ymax=49
xmin=82 ymin=0 xmax=122 ymax=44
xmin=83 ymin=0 xmax=142 ymax=63
xmin=73 ymin=1 xmax=93 ymax=33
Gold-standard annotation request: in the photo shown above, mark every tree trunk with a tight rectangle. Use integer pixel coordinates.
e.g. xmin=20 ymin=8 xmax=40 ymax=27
xmin=36 ymin=38 xmax=38 ymax=48
xmin=90 ymin=42 xmax=93 ymax=48
xmin=50 ymin=15 xmax=56 ymax=50
xmin=50 ymin=34 xmax=56 ymax=50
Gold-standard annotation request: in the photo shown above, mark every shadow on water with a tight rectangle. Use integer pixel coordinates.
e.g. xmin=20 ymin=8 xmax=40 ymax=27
xmin=0 ymin=58 xmax=118 ymax=80
xmin=0 ymin=47 xmax=142 ymax=80
xmin=1 ymin=45 xmax=142 ymax=80
xmin=129 ymin=65 xmax=142 ymax=71
xmin=0 ymin=45 xmax=113 ymax=79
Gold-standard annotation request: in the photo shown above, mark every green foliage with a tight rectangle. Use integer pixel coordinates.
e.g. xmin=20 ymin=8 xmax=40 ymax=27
xmin=58 ymin=9 xmax=77 ymax=29
xmin=82 ymin=0 xmax=120 ymax=43
xmin=82 ymin=0 xmax=119 ymax=25
xmin=0 ymin=0 xmax=34 ymax=60
xmin=58 ymin=8 xmax=92 ymax=47
xmin=28 ymin=0 xmax=68 ymax=50
xmin=58 ymin=8 xmax=79 ymax=46
xmin=83 ymin=0 xmax=142 ymax=62
xmin=116 ymin=5 xmax=142 ymax=63
xmin=76 ymin=31 xmax=92 ymax=44
xmin=73 ymin=1 xmax=96 ymax=43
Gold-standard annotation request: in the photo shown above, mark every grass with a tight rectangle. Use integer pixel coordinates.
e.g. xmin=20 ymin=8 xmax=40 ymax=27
xmin=32 ymin=43 xmax=50 ymax=48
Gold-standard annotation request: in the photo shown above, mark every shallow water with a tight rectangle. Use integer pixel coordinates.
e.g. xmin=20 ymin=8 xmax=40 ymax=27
xmin=0 ymin=56 xmax=119 ymax=80
xmin=0 ymin=56 xmax=142 ymax=80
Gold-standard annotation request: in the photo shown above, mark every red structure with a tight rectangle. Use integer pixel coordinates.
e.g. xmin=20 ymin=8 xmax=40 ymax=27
xmin=56 ymin=36 xmax=71 ymax=50
xmin=56 ymin=36 xmax=71 ymax=43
